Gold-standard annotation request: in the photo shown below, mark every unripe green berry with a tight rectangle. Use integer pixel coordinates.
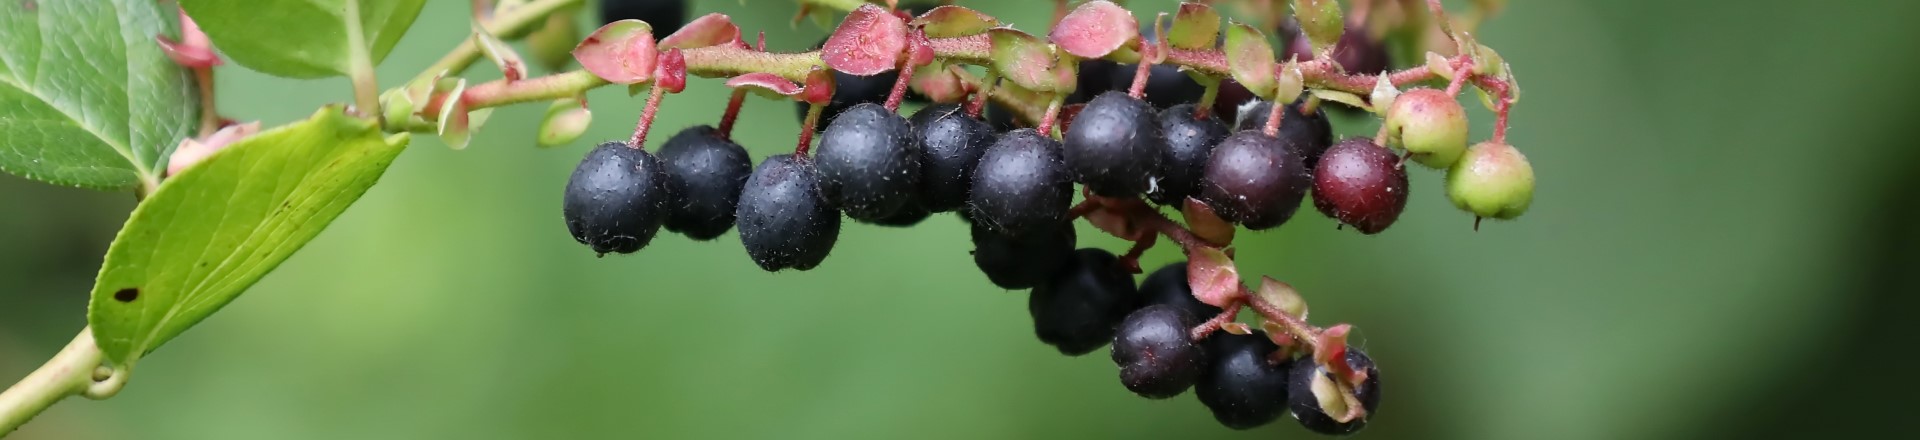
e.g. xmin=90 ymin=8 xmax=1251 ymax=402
xmin=1384 ymin=88 xmax=1469 ymax=169
xmin=1446 ymin=141 xmax=1534 ymax=220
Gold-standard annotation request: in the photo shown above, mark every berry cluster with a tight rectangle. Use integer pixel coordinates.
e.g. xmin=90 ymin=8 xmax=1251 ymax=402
xmin=556 ymin=0 xmax=1535 ymax=435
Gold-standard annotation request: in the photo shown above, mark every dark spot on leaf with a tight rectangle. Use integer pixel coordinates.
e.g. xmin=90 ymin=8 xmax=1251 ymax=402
xmin=114 ymin=288 xmax=139 ymax=302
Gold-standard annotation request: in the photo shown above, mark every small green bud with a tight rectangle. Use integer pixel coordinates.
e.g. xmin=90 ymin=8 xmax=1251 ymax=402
xmin=537 ymin=98 xmax=592 ymax=148
xmin=1446 ymin=141 xmax=1534 ymax=220
xmin=1384 ymin=88 xmax=1469 ymax=169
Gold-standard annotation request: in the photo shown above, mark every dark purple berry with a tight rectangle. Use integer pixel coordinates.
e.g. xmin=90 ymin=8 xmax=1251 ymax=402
xmin=815 ymin=103 xmax=920 ymax=221
xmin=1288 ymin=349 xmax=1382 ymax=435
xmin=564 ymin=141 xmax=669 ymax=255
xmin=1029 ymin=248 xmax=1143 ymax=355
xmin=736 ymin=154 xmax=840 ymax=271
xmin=1112 ymin=304 xmax=1206 ymax=399
xmin=1234 ymin=98 xmax=1333 ymax=167
xmin=1139 ymin=262 xmax=1223 ymax=320
xmin=1196 ymin=332 xmax=1293 ymax=430
xmin=908 ymin=104 xmax=995 ymax=212
xmin=1312 ymin=138 xmax=1409 ymax=234
xmin=984 ymin=101 xmax=1023 ymax=132
xmin=970 ymin=221 xmax=1075 ymax=290
xmin=1062 ymin=91 xmax=1163 ymax=197
xmin=1148 ymin=104 xmax=1230 ymax=205
xmin=598 ymin=0 xmax=688 ymax=36
xmin=1199 ymin=131 xmax=1312 ymax=230
xmin=657 ymin=126 xmax=752 ymax=240
xmin=968 ymin=129 xmax=1072 ymax=238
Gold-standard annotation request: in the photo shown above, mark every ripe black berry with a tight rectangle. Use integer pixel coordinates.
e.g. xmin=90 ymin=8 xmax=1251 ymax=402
xmin=815 ymin=103 xmax=920 ymax=222
xmin=1312 ymin=138 xmax=1409 ymax=234
xmin=736 ymin=154 xmax=840 ymax=271
xmin=1063 ymin=92 xmax=1163 ymax=197
xmin=1139 ymin=262 xmax=1223 ymax=320
xmin=1288 ymin=349 xmax=1383 ymax=435
xmin=984 ymin=101 xmax=1022 ymax=132
xmin=968 ymin=129 xmax=1072 ymax=238
xmin=1195 ymin=332 xmax=1293 ymax=430
xmin=1148 ymin=104 xmax=1230 ymax=205
xmin=657 ymin=126 xmax=753 ymax=240
xmin=1199 ymin=131 xmax=1312 ymax=230
xmin=970 ymin=221 xmax=1075 ymax=290
xmin=1234 ymin=98 xmax=1333 ymax=167
xmin=1111 ymin=304 xmax=1206 ymax=399
xmin=563 ymin=141 xmax=670 ymax=255
xmin=598 ymin=0 xmax=688 ymax=36
xmin=908 ymin=104 xmax=995 ymax=212
xmin=1029 ymin=248 xmax=1142 ymax=355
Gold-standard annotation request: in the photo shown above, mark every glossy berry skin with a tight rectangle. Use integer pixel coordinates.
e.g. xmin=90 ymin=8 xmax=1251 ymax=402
xmin=1446 ymin=141 xmax=1534 ymax=220
xmin=968 ymin=129 xmax=1072 ymax=238
xmin=1234 ymin=98 xmax=1334 ymax=167
xmin=1112 ymin=304 xmax=1206 ymax=399
xmin=1139 ymin=262 xmax=1223 ymax=320
xmin=1064 ymin=92 xmax=1164 ymax=197
xmin=970 ymin=222 xmax=1075 ymax=290
xmin=1211 ymin=79 xmax=1257 ymax=122
xmin=598 ymin=0 xmax=688 ymax=36
xmin=908 ymin=104 xmax=995 ymax=212
xmin=736 ymin=154 xmax=840 ymax=271
xmin=1288 ymin=349 xmax=1383 ymax=435
xmin=1200 ymin=131 xmax=1312 ymax=230
xmin=795 ymin=70 xmax=896 ymax=133
xmin=1313 ymin=138 xmax=1410 ymax=234
xmin=657 ymin=126 xmax=753 ymax=240
xmin=1195 ymin=332 xmax=1293 ymax=430
xmin=1384 ymin=88 xmax=1470 ymax=169
xmin=1029 ymin=248 xmax=1143 ymax=356
xmin=564 ymin=142 xmax=669 ymax=255
xmin=815 ymin=103 xmax=920 ymax=221
xmin=1148 ymin=104 xmax=1231 ymax=205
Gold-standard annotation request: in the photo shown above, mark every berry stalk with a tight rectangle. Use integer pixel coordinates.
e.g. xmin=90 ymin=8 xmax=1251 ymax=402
xmin=629 ymin=83 xmax=668 ymax=147
xmin=716 ymin=88 xmax=749 ymax=140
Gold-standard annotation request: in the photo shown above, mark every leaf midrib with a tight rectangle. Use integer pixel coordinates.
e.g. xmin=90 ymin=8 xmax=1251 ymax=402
xmin=0 ymin=0 xmax=158 ymax=187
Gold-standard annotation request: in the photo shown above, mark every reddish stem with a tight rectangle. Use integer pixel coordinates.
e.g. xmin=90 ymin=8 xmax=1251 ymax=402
xmin=796 ymin=103 xmax=824 ymax=156
xmin=1117 ymin=233 xmax=1157 ymax=274
xmin=965 ymin=74 xmax=993 ymax=118
xmin=193 ymin=66 xmax=218 ymax=137
xmin=717 ymin=88 xmax=749 ymax=140
xmin=630 ymin=84 xmax=666 ymax=147
xmin=1473 ymin=75 xmax=1514 ymax=143
xmin=1188 ymin=300 xmax=1245 ymax=341
xmin=1034 ymin=96 xmax=1065 ymax=137
xmin=1263 ymin=94 xmax=1285 ymax=137
xmin=1127 ymin=41 xmax=1154 ymax=99
xmin=883 ymin=56 xmax=918 ymax=113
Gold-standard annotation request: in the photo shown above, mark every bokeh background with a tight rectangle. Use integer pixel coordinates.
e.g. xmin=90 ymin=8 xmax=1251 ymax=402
xmin=5 ymin=0 xmax=1918 ymax=438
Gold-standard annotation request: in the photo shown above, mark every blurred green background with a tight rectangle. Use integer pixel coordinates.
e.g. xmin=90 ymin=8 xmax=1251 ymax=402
xmin=6 ymin=0 xmax=1918 ymax=438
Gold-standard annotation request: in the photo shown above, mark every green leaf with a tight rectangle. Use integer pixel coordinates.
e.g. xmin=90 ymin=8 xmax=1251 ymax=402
xmin=1223 ymin=22 xmax=1276 ymax=99
xmin=87 ymin=107 xmax=410 ymax=365
xmin=180 ymin=0 xmax=425 ymax=78
xmin=1167 ymin=2 xmax=1222 ymax=51
xmin=0 ymin=0 xmax=199 ymax=190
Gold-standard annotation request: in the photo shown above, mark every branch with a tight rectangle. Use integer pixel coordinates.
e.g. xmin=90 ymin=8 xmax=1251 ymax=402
xmin=408 ymin=0 xmax=585 ymax=86
xmin=0 ymin=327 xmax=128 ymax=435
